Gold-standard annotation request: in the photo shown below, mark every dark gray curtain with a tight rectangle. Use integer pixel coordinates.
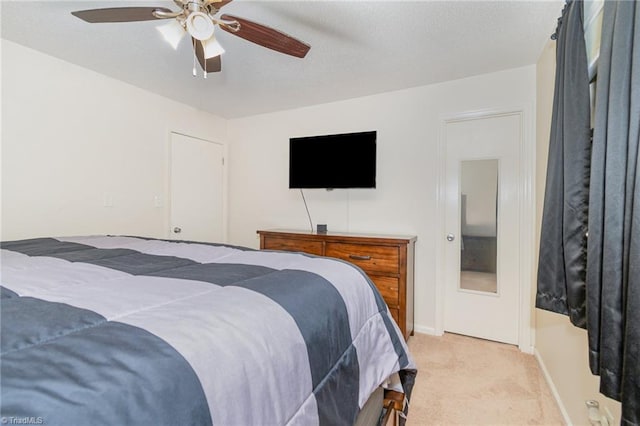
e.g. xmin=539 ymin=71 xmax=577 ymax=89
xmin=586 ymin=1 xmax=640 ymax=424
xmin=536 ymin=0 xmax=591 ymax=327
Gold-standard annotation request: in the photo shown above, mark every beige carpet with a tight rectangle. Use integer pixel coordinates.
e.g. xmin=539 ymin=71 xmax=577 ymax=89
xmin=405 ymin=333 xmax=564 ymax=425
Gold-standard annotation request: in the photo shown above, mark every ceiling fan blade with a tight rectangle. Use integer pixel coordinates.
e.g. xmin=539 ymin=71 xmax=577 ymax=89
xmin=194 ymin=39 xmax=222 ymax=73
xmin=212 ymin=0 xmax=234 ymax=9
xmin=219 ymin=14 xmax=310 ymax=58
xmin=71 ymin=7 xmax=172 ymax=23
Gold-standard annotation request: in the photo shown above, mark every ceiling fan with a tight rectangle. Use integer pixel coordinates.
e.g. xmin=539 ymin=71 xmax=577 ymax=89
xmin=71 ymin=0 xmax=311 ymax=76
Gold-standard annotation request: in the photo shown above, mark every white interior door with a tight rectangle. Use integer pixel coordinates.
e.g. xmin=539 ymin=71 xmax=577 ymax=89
xmin=170 ymin=132 xmax=224 ymax=243
xmin=443 ymin=114 xmax=521 ymax=345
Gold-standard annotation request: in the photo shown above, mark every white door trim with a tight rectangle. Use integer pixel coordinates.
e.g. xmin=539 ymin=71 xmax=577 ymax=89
xmin=435 ymin=106 xmax=535 ymax=353
xmin=165 ymin=130 xmax=229 ymax=243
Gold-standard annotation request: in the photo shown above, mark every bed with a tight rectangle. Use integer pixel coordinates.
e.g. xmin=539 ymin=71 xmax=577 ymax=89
xmin=0 ymin=236 xmax=416 ymax=425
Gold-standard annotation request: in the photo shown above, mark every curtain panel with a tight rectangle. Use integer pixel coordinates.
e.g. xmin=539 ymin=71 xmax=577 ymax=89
xmin=536 ymin=0 xmax=591 ymax=327
xmin=586 ymin=1 xmax=640 ymax=424
xmin=538 ymin=0 xmax=640 ymax=423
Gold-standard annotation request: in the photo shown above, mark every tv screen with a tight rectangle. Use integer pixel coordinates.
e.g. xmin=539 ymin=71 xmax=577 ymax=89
xmin=289 ymin=131 xmax=377 ymax=189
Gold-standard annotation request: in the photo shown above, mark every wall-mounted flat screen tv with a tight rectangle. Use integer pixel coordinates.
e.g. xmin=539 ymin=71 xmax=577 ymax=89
xmin=289 ymin=131 xmax=377 ymax=189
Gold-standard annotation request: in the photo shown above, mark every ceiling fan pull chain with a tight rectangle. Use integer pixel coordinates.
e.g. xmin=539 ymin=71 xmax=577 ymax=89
xmin=192 ymin=38 xmax=197 ymax=77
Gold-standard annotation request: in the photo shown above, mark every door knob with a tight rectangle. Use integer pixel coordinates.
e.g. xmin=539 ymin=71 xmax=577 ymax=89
xmin=173 ymin=227 xmax=182 ymax=234
xmin=446 ymin=233 xmax=455 ymax=242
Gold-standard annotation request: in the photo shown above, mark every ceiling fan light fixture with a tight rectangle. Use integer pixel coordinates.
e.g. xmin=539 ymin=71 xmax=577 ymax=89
xmin=202 ymin=36 xmax=225 ymax=59
xmin=157 ymin=19 xmax=186 ymax=50
xmin=186 ymin=11 xmax=215 ymax=41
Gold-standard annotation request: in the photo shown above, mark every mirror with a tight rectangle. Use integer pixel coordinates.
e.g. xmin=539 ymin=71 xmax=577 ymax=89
xmin=460 ymin=159 xmax=498 ymax=293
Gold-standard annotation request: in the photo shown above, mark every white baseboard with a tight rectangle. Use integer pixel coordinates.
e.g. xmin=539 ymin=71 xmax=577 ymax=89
xmin=519 ymin=344 xmax=535 ymax=355
xmin=413 ymin=324 xmax=440 ymax=336
xmin=534 ymin=348 xmax=572 ymax=426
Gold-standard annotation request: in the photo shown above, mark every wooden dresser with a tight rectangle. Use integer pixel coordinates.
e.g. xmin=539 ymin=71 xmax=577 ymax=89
xmin=257 ymin=229 xmax=416 ymax=340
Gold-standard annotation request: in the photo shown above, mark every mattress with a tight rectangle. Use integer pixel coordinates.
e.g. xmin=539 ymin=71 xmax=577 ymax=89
xmin=0 ymin=236 xmax=416 ymax=425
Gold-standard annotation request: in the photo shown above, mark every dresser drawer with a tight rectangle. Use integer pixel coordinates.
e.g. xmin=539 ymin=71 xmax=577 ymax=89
xmin=325 ymin=243 xmax=399 ymax=274
xmin=388 ymin=308 xmax=400 ymax=326
xmin=371 ymin=275 xmax=399 ymax=307
xmin=262 ymin=236 xmax=324 ymax=256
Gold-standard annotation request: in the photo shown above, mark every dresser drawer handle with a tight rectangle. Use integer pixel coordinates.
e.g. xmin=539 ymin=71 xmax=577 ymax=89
xmin=349 ymin=254 xmax=372 ymax=261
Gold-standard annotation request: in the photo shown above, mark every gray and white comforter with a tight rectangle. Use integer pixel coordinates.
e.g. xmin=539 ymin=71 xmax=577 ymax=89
xmin=0 ymin=236 xmax=416 ymax=426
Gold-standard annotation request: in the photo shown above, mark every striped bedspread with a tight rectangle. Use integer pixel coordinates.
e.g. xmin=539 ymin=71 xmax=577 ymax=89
xmin=0 ymin=236 xmax=416 ymax=426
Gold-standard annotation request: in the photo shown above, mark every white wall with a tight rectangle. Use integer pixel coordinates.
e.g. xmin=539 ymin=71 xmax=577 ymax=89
xmin=534 ymin=39 xmax=622 ymax=425
xmin=1 ymin=40 xmax=227 ymax=241
xmin=227 ymin=66 xmax=536 ymax=333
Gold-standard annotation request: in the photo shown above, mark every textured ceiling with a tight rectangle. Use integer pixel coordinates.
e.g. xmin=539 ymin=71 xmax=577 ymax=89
xmin=1 ymin=0 xmax=563 ymax=118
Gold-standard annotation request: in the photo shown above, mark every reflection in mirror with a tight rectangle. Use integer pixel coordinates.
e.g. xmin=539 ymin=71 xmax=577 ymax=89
xmin=460 ymin=159 xmax=498 ymax=293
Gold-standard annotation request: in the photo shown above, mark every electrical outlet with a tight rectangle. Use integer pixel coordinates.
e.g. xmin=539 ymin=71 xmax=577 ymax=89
xmin=603 ymin=406 xmax=615 ymax=425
